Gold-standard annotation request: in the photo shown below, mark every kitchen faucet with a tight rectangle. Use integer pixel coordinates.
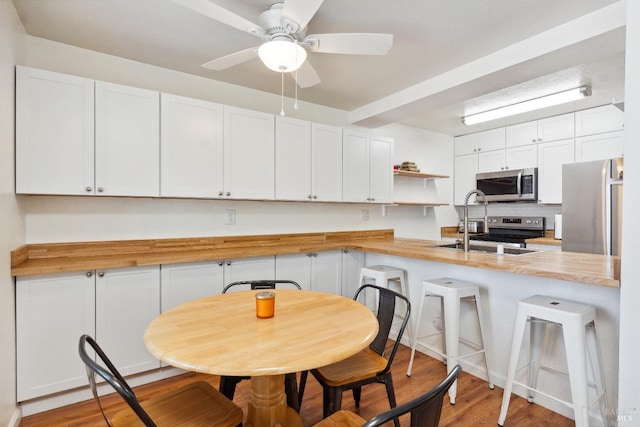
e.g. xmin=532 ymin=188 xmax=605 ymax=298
xmin=463 ymin=189 xmax=490 ymax=252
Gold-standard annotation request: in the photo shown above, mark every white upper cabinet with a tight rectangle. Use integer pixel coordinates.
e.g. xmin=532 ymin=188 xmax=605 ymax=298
xmin=455 ymin=127 xmax=505 ymax=156
xmin=224 ymin=106 xmax=275 ymax=200
xmin=453 ymin=153 xmax=478 ymax=205
xmin=505 ymin=144 xmax=538 ymax=170
xmin=16 ymin=66 xmax=95 ymax=195
xmin=311 ymin=123 xmax=343 ymax=202
xmin=575 ymin=131 xmax=624 ymax=162
xmin=506 ymin=113 xmax=574 ymax=147
xmin=342 ymin=130 xmax=393 ymax=203
xmin=575 ymin=105 xmax=624 ymax=137
xmin=537 ymin=138 xmax=575 ymax=204
xmin=160 ymin=94 xmax=224 ymax=198
xmin=95 ymin=81 xmax=160 ymax=196
xmin=275 ymin=116 xmax=312 ymax=201
xmin=276 ymin=119 xmax=342 ymax=202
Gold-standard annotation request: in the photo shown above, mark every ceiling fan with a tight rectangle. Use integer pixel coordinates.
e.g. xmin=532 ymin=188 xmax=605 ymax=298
xmin=169 ymin=0 xmax=393 ymax=88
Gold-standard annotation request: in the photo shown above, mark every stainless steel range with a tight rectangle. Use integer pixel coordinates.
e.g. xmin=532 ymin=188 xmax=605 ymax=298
xmin=469 ymin=216 xmax=545 ymax=247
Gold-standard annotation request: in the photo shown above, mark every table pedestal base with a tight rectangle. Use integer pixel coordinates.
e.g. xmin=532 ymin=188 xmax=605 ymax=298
xmin=246 ymin=375 xmax=303 ymax=427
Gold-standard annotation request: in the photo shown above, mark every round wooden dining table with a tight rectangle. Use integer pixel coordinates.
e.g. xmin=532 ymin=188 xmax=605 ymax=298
xmin=144 ymin=289 xmax=379 ymax=427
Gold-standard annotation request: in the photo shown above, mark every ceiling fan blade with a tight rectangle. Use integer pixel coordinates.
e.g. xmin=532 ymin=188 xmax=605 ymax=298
xmin=305 ymin=33 xmax=393 ymax=55
xmin=292 ymin=61 xmax=321 ymax=88
xmin=169 ymin=0 xmax=263 ymax=36
xmin=281 ymin=0 xmax=325 ymax=30
xmin=201 ymin=47 xmax=258 ymax=71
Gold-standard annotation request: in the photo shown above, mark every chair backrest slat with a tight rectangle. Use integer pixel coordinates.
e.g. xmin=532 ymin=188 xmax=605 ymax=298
xmin=222 ymin=279 xmax=301 ymax=293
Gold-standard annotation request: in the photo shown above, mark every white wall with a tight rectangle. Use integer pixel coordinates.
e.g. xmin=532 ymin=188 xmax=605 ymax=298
xmin=0 ymin=3 xmax=26 ymax=426
xmin=617 ymin=0 xmax=640 ymax=423
xmin=19 ymin=36 xmax=456 ymax=244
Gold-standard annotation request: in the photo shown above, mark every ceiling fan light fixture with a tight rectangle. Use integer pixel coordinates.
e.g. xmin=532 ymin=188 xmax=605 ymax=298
xmin=258 ymin=40 xmax=307 ymax=73
xmin=462 ymin=85 xmax=592 ymax=126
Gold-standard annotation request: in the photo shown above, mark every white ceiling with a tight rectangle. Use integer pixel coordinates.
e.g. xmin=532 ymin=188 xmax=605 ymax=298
xmin=12 ymin=0 xmax=626 ymax=136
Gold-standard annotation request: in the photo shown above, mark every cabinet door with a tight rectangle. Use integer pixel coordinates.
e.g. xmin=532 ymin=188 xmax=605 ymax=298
xmin=575 ymin=131 xmax=624 ymax=162
xmin=454 ymin=133 xmax=477 ymax=156
xmin=575 ymin=105 xmax=624 ymax=137
xmin=311 ymin=251 xmax=343 ymax=295
xmin=506 ymin=144 xmax=538 ymax=169
xmin=160 ymin=94 xmax=224 ymax=198
xmin=95 ymin=82 xmax=160 ymax=196
xmin=342 ymin=129 xmax=370 ymax=202
xmin=224 ymin=106 xmax=275 ymax=200
xmin=369 ymin=136 xmax=394 ymax=203
xmin=223 ymin=256 xmax=276 ymax=287
xmin=16 ymin=272 xmax=95 ymax=401
xmin=506 ymin=121 xmax=539 ymax=148
xmin=537 ymin=138 xmax=575 ymax=203
xmin=454 ymin=153 xmax=479 ymax=205
xmin=95 ymin=266 xmax=161 ymax=376
xmin=312 ymin=123 xmax=343 ymax=202
xmin=478 ymin=149 xmax=505 ymax=173
xmin=160 ymin=261 xmax=224 ymax=312
xmin=537 ymin=113 xmax=574 ymax=143
xmin=16 ymin=66 xmax=95 ymax=195
xmin=476 ymin=127 xmax=505 ymax=152
xmin=341 ymin=249 xmax=365 ymax=298
xmin=275 ymin=253 xmax=312 ymax=290
xmin=275 ymin=116 xmax=312 ymax=201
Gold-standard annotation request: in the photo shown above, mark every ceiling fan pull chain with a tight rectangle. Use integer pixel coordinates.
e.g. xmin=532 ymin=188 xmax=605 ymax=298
xmin=294 ymin=52 xmax=299 ymax=110
xmin=280 ymin=71 xmax=285 ymax=116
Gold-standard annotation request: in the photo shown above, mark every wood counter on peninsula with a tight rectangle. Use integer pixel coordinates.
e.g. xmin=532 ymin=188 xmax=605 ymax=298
xmin=11 ymin=229 xmax=619 ymax=288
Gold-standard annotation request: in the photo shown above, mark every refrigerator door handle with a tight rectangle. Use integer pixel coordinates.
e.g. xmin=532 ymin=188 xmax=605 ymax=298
xmin=604 ymin=160 xmax=612 ymax=255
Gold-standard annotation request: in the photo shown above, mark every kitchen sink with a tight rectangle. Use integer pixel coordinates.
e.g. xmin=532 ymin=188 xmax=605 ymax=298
xmin=432 ymin=242 xmax=539 ymax=255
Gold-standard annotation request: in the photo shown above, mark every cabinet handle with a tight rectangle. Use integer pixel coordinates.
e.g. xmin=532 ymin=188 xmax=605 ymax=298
xmin=532 ymin=138 xmax=536 ymax=143
xmin=218 ymin=191 xmax=224 ymax=196
xmin=226 ymin=192 xmax=231 ymax=197
xmin=477 ymin=147 xmax=482 ymax=151
xmin=218 ymin=261 xmax=224 ymax=266
xmin=97 ymin=187 xmax=104 ymax=193
xmin=85 ymin=187 xmax=92 ymax=192
xmin=307 ymin=253 xmax=312 ymax=257
xmin=537 ymin=138 xmax=542 ymax=142
xmin=226 ymin=261 xmax=231 ymax=266
xmin=312 ymin=253 xmax=317 ymax=257
xmin=86 ymin=271 xmax=93 ymax=277
xmin=343 ymin=249 xmax=348 ymax=253
xmin=98 ymin=272 xmax=105 ymax=277
xmin=313 ymin=195 xmax=318 ymax=199
xmin=307 ymin=195 xmax=312 ymax=199
xmin=473 ymin=148 xmax=477 ymax=152
xmin=370 ymin=198 xmax=375 ymax=202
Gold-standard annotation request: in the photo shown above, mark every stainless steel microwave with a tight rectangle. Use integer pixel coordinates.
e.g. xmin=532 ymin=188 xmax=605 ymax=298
xmin=476 ymin=168 xmax=538 ymax=202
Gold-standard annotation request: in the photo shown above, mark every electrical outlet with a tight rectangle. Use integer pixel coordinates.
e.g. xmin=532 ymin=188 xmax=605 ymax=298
xmin=226 ymin=209 xmax=236 ymax=225
xmin=361 ymin=209 xmax=370 ymax=221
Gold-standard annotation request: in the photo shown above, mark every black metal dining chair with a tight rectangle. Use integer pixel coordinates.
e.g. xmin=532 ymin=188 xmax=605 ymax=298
xmin=312 ymin=365 xmax=462 ymax=426
xmin=298 ymin=283 xmax=411 ymax=427
xmin=78 ymin=334 xmax=243 ymax=427
xmin=219 ymin=279 xmax=302 ymax=411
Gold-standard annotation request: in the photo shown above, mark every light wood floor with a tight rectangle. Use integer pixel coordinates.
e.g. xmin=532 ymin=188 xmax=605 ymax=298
xmin=20 ymin=343 xmax=573 ymax=427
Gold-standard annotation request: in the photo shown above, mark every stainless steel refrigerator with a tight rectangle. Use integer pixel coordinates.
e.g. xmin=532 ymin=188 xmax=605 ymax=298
xmin=561 ymin=158 xmax=623 ymax=255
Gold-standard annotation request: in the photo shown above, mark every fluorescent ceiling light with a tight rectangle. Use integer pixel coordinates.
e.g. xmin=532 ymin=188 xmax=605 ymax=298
xmin=462 ymin=86 xmax=592 ymax=126
xmin=258 ymin=40 xmax=307 ymax=73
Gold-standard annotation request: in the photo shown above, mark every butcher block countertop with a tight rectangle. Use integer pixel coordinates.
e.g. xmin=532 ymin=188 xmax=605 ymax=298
xmin=11 ymin=229 xmax=619 ymax=288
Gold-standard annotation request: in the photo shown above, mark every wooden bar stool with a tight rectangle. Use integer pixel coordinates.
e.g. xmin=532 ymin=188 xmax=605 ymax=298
xmin=358 ymin=265 xmax=413 ymax=349
xmin=406 ymin=277 xmax=494 ymax=404
xmin=498 ymin=295 xmax=609 ymax=427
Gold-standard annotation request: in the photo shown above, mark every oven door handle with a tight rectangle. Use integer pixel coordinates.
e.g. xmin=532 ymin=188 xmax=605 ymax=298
xmin=516 ymin=171 xmax=523 ymax=197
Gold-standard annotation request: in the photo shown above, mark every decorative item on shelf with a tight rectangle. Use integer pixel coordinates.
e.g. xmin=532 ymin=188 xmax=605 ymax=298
xmin=401 ymin=161 xmax=420 ymax=172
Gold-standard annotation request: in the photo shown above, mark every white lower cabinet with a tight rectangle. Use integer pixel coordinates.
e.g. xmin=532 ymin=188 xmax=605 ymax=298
xmin=340 ymin=249 xmax=365 ymax=298
xmin=160 ymin=261 xmax=224 ymax=312
xmin=16 ymin=271 xmax=95 ymax=401
xmin=16 ymin=266 xmax=160 ymax=401
xmin=275 ymin=251 xmax=342 ymax=294
xmin=95 ymin=266 xmax=161 ymax=377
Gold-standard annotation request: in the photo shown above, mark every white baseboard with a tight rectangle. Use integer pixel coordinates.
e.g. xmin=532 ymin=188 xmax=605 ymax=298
xmin=8 ymin=407 xmax=21 ymax=427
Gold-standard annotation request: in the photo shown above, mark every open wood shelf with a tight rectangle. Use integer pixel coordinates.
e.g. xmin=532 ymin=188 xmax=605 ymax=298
xmin=393 ymin=170 xmax=449 ymax=179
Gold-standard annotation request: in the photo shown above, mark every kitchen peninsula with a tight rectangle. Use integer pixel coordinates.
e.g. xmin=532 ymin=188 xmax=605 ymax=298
xmin=12 ymin=229 xmax=620 ymax=422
